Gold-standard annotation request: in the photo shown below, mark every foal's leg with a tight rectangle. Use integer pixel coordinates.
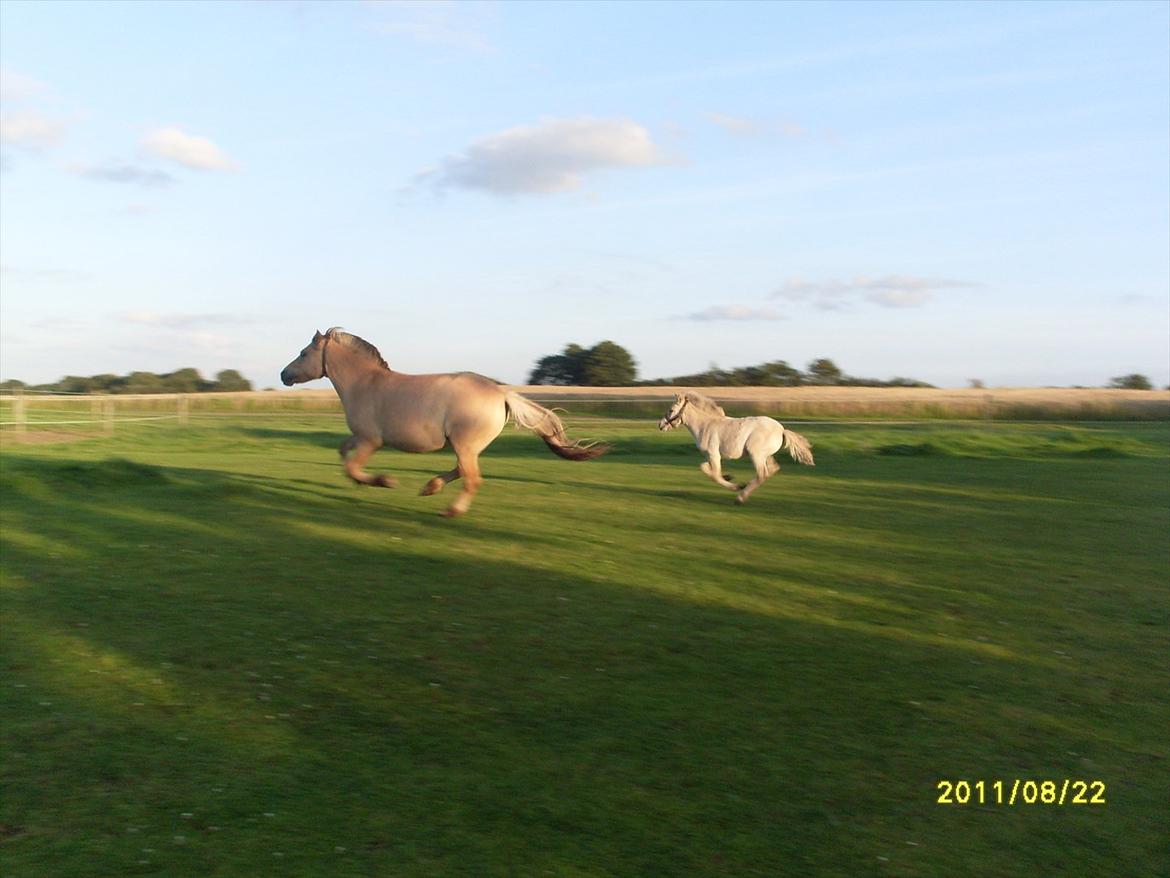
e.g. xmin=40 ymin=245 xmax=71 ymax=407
xmin=699 ymin=451 xmax=740 ymax=491
xmin=736 ymin=454 xmax=778 ymax=504
xmin=339 ymin=434 xmax=358 ymax=459
xmin=343 ymin=438 xmax=398 ymax=488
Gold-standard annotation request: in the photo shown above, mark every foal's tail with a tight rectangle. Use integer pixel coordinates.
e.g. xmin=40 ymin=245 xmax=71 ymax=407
xmin=782 ymin=429 xmax=816 ymax=466
xmin=504 ymin=392 xmax=609 ymax=461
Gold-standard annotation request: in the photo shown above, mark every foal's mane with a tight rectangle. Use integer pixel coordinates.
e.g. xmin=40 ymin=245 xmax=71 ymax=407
xmin=684 ymin=392 xmax=726 ymax=416
xmin=325 ymin=327 xmax=389 ymax=370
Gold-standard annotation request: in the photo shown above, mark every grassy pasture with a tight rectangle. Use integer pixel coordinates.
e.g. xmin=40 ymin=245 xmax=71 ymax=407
xmin=1 ymin=416 xmax=1167 ymax=877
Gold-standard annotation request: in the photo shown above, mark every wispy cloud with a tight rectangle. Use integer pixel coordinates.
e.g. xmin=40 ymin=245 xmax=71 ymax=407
xmin=774 ymin=275 xmax=978 ymax=309
xmin=0 ymin=69 xmax=68 ymax=152
xmin=72 ymin=160 xmax=175 ymax=188
xmin=122 ymin=311 xmax=243 ymax=328
xmin=704 ymin=112 xmax=808 ymax=140
xmin=0 ymin=111 xmax=66 ymax=149
xmin=1 ymin=264 xmax=90 ymax=283
xmin=142 ymin=127 xmax=239 ymax=171
xmin=416 ymin=116 xmax=670 ymax=195
xmin=364 ymin=0 xmax=498 ymax=54
xmin=683 ymin=304 xmax=786 ymax=322
xmin=0 ymin=68 xmax=48 ymax=102
xmin=705 ymin=112 xmax=761 ymax=138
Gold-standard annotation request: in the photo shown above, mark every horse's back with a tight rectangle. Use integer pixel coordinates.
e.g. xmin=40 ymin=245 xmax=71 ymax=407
xmin=717 ymin=415 xmax=785 ymax=458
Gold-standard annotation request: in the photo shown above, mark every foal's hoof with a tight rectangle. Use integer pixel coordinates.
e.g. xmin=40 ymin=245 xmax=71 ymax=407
xmin=439 ymin=506 xmax=466 ymax=519
xmin=735 ymin=494 xmax=747 ymax=505
xmin=419 ymin=478 xmax=444 ymax=496
xmin=375 ymin=475 xmax=398 ymax=488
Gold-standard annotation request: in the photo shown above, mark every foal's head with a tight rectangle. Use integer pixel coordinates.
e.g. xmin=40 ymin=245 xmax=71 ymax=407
xmin=658 ymin=394 xmax=689 ymax=431
xmin=658 ymin=393 xmax=725 ymax=430
xmin=280 ymin=330 xmax=329 ymax=386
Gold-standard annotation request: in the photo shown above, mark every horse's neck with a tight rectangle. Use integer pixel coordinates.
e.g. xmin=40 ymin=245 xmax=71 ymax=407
xmin=326 ymin=349 xmax=391 ymax=397
xmin=684 ymin=409 xmax=721 ymax=437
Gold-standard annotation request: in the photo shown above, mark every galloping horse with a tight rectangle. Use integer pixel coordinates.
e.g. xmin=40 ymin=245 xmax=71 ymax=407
xmin=281 ymin=328 xmax=606 ymax=517
xmin=658 ymin=392 xmax=814 ymax=503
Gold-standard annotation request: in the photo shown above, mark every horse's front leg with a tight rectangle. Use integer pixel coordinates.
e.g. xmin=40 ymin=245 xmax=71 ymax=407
xmin=339 ymin=434 xmax=358 ymax=459
xmin=343 ymin=438 xmax=398 ymax=488
xmin=699 ymin=451 xmax=740 ymax=491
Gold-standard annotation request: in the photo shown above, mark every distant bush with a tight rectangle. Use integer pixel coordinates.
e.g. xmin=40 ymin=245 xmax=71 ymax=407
xmin=8 ymin=368 xmax=254 ymax=394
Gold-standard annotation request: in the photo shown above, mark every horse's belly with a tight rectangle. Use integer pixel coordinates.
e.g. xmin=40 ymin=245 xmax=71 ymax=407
xmin=382 ymin=426 xmax=447 ymax=453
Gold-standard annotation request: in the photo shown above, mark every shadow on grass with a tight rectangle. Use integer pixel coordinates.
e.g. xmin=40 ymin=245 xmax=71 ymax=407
xmin=1 ymin=454 xmax=1166 ymax=878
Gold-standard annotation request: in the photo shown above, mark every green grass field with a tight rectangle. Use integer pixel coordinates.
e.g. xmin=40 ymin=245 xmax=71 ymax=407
xmin=2 ymin=416 xmax=1168 ymax=877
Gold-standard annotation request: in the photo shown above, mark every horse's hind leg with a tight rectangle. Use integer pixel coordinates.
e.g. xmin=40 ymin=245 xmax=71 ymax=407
xmin=440 ymin=445 xmax=483 ymax=518
xmin=343 ymin=438 xmax=398 ymax=488
xmin=339 ymin=434 xmax=357 ymax=459
xmin=420 ymin=466 xmax=460 ymax=496
xmin=736 ymin=454 xmax=778 ymax=504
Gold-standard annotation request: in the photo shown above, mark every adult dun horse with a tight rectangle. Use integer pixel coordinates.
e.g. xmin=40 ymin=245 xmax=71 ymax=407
xmin=658 ymin=392 xmax=814 ymax=503
xmin=281 ymin=328 xmax=606 ymax=517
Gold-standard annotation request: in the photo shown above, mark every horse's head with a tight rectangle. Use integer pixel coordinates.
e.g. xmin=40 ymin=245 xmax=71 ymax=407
xmin=658 ymin=394 xmax=688 ymax=431
xmin=280 ymin=330 xmax=328 ymax=386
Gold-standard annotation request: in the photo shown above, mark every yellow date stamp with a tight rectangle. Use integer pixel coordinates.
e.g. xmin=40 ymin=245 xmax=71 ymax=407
xmin=937 ymin=779 xmax=1106 ymax=806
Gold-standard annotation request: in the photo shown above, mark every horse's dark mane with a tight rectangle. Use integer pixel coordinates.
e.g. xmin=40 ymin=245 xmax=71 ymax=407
xmin=326 ymin=327 xmax=389 ymax=370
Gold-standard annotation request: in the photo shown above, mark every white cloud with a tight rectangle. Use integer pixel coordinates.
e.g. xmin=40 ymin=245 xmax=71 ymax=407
xmin=0 ymin=111 xmax=65 ymax=149
xmin=774 ymin=275 xmax=977 ymax=309
xmin=684 ymin=304 xmax=786 ymax=322
xmin=417 ymin=116 xmax=669 ymax=195
xmin=142 ymin=127 xmax=239 ymax=171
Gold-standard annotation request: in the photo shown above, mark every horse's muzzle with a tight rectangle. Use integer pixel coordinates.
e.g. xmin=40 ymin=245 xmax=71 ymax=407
xmin=280 ymin=370 xmax=295 ymax=386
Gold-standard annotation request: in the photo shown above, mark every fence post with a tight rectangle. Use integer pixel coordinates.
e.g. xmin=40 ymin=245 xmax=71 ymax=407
xmin=13 ymin=392 xmax=26 ymax=435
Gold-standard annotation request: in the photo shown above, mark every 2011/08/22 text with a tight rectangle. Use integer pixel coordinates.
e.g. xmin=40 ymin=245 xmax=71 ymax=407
xmin=936 ymin=780 xmax=1106 ymax=806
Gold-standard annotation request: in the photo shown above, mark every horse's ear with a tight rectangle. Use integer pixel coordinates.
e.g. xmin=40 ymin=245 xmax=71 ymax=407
xmin=313 ymin=330 xmax=323 ymax=342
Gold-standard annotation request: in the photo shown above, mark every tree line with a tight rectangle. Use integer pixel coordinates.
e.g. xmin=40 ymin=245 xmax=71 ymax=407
xmin=527 ymin=341 xmax=932 ymax=387
xmin=527 ymin=342 xmax=1161 ymax=389
xmin=0 ymin=368 xmax=253 ymax=395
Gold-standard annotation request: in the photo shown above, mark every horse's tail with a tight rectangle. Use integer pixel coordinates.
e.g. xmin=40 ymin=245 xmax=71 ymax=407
xmin=782 ymin=429 xmax=816 ymax=466
xmin=504 ymin=392 xmax=609 ymax=461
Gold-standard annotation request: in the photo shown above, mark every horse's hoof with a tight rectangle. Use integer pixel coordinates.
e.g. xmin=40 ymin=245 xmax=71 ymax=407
xmin=376 ymin=475 xmax=398 ymax=488
xmin=440 ymin=506 xmax=466 ymax=518
xmin=737 ymin=483 xmax=747 ymax=490
xmin=735 ymin=494 xmax=747 ymax=505
xmin=419 ymin=479 xmax=443 ymax=496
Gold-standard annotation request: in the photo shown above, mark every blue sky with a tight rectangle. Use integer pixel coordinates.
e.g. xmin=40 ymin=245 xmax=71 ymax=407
xmin=1 ymin=0 xmax=1167 ymax=388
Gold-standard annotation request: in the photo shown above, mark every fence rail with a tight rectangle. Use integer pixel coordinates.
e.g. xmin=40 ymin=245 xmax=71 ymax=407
xmin=1 ymin=387 xmax=1168 ymax=438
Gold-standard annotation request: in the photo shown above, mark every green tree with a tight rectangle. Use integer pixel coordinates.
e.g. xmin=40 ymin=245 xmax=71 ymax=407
xmin=164 ymin=368 xmax=206 ymax=393
xmin=527 ymin=343 xmax=588 ymax=385
xmin=122 ymin=371 xmax=166 ymax=394
xmin=214 ymin=369 xmax=252 ymax=392
xmin=806 ymin=358 xmax=844 ymax=385
xmin=1108 ymin=373 xmax=1152 ymax=390
xmin=582 ymin=341 xmax=637 ymax=386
